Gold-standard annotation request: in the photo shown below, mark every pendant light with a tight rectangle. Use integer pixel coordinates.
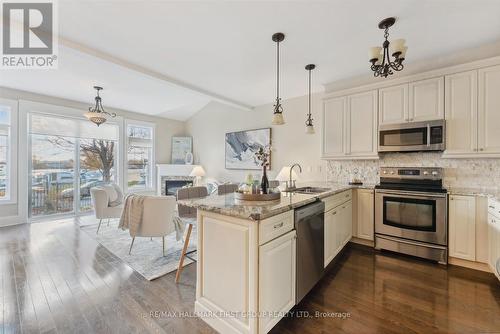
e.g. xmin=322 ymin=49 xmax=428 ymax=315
xmin=271 ymin=32 xmax=285 ymax=125
xmin=84 ymin=86 xmax=116 ymax=126
xmin=305 ymin=64 xmax=316 ymax=134
xmin=368 ymin=17 xmax=407 ymax=78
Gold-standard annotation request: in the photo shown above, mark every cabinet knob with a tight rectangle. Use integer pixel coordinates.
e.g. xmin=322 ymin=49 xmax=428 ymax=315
xmin=480 ymin=148 xmax=484 ymax=151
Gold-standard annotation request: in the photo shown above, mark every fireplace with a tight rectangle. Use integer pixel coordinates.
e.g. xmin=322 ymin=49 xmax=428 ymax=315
xmin=165 ymin=180 xmax=193 ymax=197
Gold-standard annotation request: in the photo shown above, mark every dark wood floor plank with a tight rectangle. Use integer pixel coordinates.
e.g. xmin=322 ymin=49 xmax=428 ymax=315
xmin=1 ymin=220 xmax=500 ymax=334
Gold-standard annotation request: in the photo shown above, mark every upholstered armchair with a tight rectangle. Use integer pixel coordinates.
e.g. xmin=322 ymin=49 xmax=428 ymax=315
xmin=126 ymin=195 xmax=178 ymax=256
xmin=90 ymin=183 xmax=124 ymax=234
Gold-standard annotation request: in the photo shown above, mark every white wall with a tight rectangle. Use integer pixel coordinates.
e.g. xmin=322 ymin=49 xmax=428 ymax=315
xmin=0 ymin=86 xmax=186 ymax=226
xmin=185 ymin=94 xmax=327 ymax=183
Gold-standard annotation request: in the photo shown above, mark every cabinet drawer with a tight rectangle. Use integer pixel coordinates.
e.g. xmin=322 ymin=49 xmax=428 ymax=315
xmin=488 ymin=198 xmax=500 ymax=218
xmin=259 ymin=211 xmax=294 ymax=245
xmin=323 ymin=190 xmax=352 ymax=212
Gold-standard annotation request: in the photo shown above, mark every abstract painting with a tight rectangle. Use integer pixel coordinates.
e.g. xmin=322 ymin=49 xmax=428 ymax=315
xmin=225 ymin=128 xmax=271 ymax=170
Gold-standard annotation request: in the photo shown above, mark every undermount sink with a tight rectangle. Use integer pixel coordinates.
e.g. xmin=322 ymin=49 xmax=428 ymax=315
xmin=290 ymin=186 xmax=331 ymax=194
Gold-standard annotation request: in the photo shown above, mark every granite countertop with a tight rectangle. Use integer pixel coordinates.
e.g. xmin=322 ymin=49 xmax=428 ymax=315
xmin=447 ymin=187 xmax=500 ymax=201
xmin=177 ymin=182 xmax=376 ymax=221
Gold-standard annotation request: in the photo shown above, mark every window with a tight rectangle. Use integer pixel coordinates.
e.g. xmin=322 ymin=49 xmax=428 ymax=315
xmin=0 ymin=106 xmax=10 ymax=200
xmin=29 ymin=113 xmax=118 ymax=217
xmin=127 ymin=123 xmax=154 ymax=191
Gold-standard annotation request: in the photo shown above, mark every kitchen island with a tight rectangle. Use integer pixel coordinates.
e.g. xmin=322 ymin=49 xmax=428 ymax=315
xmin=178 ymin=184 xmax=370 ymax=334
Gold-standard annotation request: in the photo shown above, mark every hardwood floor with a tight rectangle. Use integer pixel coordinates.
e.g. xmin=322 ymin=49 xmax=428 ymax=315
xmin=1 ymin=220 xmax=499 ymax=334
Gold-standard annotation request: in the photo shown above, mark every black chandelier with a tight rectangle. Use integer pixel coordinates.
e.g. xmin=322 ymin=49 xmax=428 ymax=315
xmin=84 ymin=86 xmax=116 ymax=126
xmin=305 ymin=64 xmax=315 ymax=134
xmin=271 ymin=32 xmax=285 ymax=125
xmin=369 ymin=17 xmax=407 ymax=78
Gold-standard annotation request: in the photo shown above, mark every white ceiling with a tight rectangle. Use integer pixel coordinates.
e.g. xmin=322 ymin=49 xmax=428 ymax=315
xmin=2 ymin=0 xmax=500 ymax=121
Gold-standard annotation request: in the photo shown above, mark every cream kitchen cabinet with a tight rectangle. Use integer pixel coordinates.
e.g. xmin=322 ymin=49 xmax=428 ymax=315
xmin=324 ymin=192 xmax=352 ymax=267
xmin=259 ymin=230 xmax=296 ymax=334
xmin=347 ymin=91 xmax=378 ymax=157
xmin=378 ymin=77 xmax=444 ymax=126
xmin=322 ymin=90 xmax=378 ymax=159
xmin=445 ymin=66 xmax=500 ymax=158
xmin=378 ymin=83 xmax=408 ymax=125
xmin=353 ymin=189 xmax=374 ymax=241
xmin=323 ymin=96 xmax=346 ymax=157
xmin=409 ymin=77 xmax=445 ymax=122
xmin=487 ymin=198 xmax=500 ymax=280
xmin=444 ymin=70 xmax=478 ymax=156
xmin=478 ymin=65 xmax=500 ymax=155
xmin=449 ymin=195 xmax=476 ymax=261
xmin=336 ymin=200 xmax=353 ymax=253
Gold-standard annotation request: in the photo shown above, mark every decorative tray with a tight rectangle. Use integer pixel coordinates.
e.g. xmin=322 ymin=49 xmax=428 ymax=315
xmin=234 ymin=191 xmax=281 ymax=201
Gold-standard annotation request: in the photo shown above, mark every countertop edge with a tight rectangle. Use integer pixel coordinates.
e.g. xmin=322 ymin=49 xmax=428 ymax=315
xmin=179 ymin=184 xmax=375 ymax=221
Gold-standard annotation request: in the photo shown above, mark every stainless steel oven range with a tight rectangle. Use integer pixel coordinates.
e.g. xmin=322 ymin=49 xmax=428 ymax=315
xmin=375 ymin=167 xmax=448 ymax=264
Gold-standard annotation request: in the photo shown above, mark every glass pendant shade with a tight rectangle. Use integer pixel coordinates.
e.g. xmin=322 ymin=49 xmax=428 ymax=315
xmin=305 ymin=124 xmax=315 ymax=134
xmin=84 ymin=111 xmax=108 ymax=126
xmin=272 ymin=112 xmax=285 ymax=125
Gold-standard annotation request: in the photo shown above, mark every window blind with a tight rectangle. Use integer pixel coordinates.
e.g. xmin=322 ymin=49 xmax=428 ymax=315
xmin=30 ymin=113 xmax=118 ymax=141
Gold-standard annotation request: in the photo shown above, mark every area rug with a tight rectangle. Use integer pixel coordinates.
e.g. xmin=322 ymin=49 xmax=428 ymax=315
xmin=79 ymin=218 xmax=196 ymax=281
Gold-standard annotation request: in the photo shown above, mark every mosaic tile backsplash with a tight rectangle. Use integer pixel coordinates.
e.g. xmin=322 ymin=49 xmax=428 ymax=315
xmin=326 ymin=152 xmax=500 ymax=190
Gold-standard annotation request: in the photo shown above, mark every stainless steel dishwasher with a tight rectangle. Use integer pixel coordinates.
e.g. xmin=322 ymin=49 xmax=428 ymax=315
xmin=295 ymin=200 xmax=325 ymax=304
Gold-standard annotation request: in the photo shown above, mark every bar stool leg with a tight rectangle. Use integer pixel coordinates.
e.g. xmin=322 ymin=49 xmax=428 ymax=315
xmin=175 ymin=223 xmax=193 ymax=283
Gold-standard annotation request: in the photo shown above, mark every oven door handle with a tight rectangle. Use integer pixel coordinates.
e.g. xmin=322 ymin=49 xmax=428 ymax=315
xmin=376 ymin=189 xmax=447 ymax=199
xmin=427 ymin=123 xmax=431 ymax=147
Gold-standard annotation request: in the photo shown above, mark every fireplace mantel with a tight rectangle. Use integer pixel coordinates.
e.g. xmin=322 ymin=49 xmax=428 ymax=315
xmin=156 ymin=164 xmax=200 ymax=195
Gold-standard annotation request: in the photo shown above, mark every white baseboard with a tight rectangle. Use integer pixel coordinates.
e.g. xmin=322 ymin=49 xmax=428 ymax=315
xmin=0 ymin=215 xmax=25 ymax=227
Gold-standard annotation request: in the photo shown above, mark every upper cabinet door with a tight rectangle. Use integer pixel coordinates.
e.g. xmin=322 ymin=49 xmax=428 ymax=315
xmin=444 ymin=71 xmax=478 ymax=156
xmin=322 ymin=97 xmax=346 ymax=158
xmin=408 ymin=77 xmax=445 ymax=122
xmin=378 ymin=83 xmax=408 ymax=125
xmin=478 ymin=65 xmax=500 ymax=155
xmin=347 ymin=90 xmax=378 ymax=157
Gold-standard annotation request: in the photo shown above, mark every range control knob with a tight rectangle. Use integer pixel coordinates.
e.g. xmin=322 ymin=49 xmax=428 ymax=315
xmin=383 ymin=170 xmax=387 ymax=174
xmin=390 ymin=171 xmax=395 ymax=175
xmin=423 ymin=171 xmax=429 ymax=176
xmin=431 ymin=171 xmax=439 ymax=176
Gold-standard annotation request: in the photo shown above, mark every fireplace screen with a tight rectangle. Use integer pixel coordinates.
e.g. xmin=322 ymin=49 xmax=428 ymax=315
xmin=165 ymin=180 xmax=193 ymax=197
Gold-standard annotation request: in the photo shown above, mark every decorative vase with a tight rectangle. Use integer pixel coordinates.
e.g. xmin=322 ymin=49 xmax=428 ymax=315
xmin=261 ymin=166 xmax=269 ymax=194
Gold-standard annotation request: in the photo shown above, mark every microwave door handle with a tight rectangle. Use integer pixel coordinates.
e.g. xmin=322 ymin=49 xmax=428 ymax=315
xmin=427 ymin=124 xmax=431 ymax=147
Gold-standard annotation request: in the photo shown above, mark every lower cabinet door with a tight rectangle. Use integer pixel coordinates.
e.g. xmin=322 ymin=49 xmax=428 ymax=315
xmin=324 ymin=207 xmax=340 ymax=267
xmin=488 ymin=213 xmax=497 ymax=272
xmin=259 ymin=230 xmax=296 ymax=334
xmin=449 ymin=195 xmax=476 ymax=261
xmin=343 ymin=201 xmax=353 ymax=245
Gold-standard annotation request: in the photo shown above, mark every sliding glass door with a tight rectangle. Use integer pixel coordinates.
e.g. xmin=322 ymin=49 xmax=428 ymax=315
xmin=29 ymin=113 xmax=119 ymax=218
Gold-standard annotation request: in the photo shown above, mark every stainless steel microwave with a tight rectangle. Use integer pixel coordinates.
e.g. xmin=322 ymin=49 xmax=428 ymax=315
xmin=378 ymin=120 xmax=445 ymax=152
